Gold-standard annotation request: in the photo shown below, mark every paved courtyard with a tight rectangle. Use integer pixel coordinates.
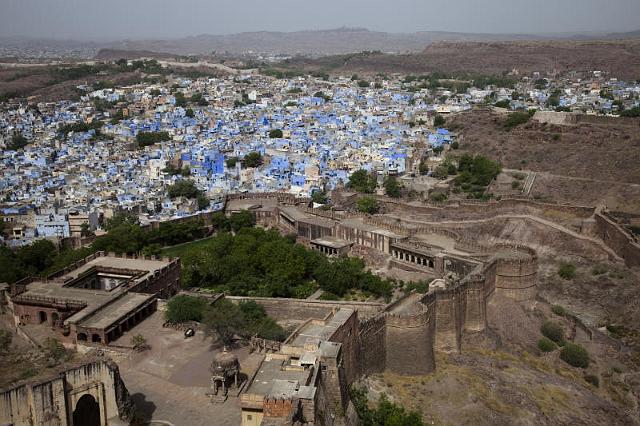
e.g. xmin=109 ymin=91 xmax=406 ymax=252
xmin=116 ymin=308 xmax=261 ymax=425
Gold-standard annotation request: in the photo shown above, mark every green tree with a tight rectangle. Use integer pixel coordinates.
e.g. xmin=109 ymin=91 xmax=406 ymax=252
xmin=18 ymin=239 xmax=57 ymax=273
xmin=80 ymin=222 xmax=94 ymax=237
xmin=418 ymin=160 xmax=429 ymax=175
xmin=311 ymin=191 xmax=328 ymax=204
xmin=104 ymin=211 xmax=139 ymax=231
xmin=269 ymin=129 xmax=283 ymax=138
xmin=165 ymin=295 xmax=209 ymax=323
xmin=225 ymin=157 xmax=238 ymax=168
xmin=348 ymin=169 xmax=377 ymax=193
xmin=383 ymin=176 xmax=401 ymax=198
xmin=141 ymin=243 xmax=162 ymax=257
xmin=433 ymin=114 xmax=446 ymax=127
xmin=202 ymin=299 xmax=246 ymax=345
xmin=357 ymin=196 xmax=379 ymax=214
xmin=197 ymin=194 xmax=210 ymax=211
xmin=167 ymin=180 xmax=201 ymax=199
xmin=351 ymin=387 xmax=425 ymax=426
xmin=229 ymin=210 xmax=255 ymax=232
xmin=8 ymin=132 xmax=29 ymax=150
xmin=174 ymin=92 xmax=187 ymax=107
xmin=185 ymin=108 xmax=195 ymax=118
xmin=242 ymin=151 xmax=263 ymax=168
xmin=136 ymin=131 xmax=171 ymax=147
xmin=191 ymin=92 xmax=208 ymax=106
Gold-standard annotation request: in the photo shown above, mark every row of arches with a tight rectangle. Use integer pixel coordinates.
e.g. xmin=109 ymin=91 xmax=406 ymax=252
xmin=392 ymin=249 xmax=435 ymax=268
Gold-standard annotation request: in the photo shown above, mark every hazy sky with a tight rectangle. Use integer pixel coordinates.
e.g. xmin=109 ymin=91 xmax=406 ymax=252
xmin=1 ymin=0 xmax=639 ymax=40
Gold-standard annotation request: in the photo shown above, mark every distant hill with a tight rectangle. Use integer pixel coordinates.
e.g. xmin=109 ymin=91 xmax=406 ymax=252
xmin=276 ymin=39 xmax=640 ymax=80
xmin=102 ymin=27 xmax=640 ymax=57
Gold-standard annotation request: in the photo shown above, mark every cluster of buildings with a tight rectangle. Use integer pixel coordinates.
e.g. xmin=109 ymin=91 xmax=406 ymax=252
xmin=2 ymin=66 xmax=638 ymax=248
xmin=0 ymin=71 xmax=457 ymax=247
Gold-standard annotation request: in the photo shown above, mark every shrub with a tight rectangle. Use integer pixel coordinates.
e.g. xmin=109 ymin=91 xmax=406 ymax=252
xmin=511 ymin=180 xmax=522 ymax=190
xmin=551 ymin=305 xmax=566 ymax=317
xmin=0 ymin=330 xmax=12 ymax=352
xmin=558 ymin=262 xmax=576 ymax=280
xmin=504 ymin=112 xmax=530 ymax=130
xmin=584 ymin=374 xmax=599 ymax=387
xmin=560 ymin=343 xmax=589 ymax=368
xmin=591 ymin=264 xmax=608 ymax=275
xmin=42 ymin=338 xmax=70 ymax=362
xmin=430 ymin=191 xmax=448 ymax=203
xmin=433 ymin=114 xmax=446 ymax=127
xmin=357 ymin=196 xmax=379 ymax=214
xmin=541 ymin=320 xmax=564 ymax=343
xmin=538 ymin=337 xmax=557 ymax=353
xmin=131 ymin=334 xmax=150 ymax=352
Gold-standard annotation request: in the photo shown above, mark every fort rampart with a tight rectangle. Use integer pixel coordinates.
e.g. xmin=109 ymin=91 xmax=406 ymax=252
xmin=595 ymin=212 xmax=640 ymax=268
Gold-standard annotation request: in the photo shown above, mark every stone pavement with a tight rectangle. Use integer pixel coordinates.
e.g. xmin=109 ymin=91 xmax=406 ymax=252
xmin=117 ymin=310 xmax=248 ymax=425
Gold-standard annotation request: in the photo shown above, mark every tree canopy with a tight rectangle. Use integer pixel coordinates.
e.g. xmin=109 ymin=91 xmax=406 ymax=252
xmin=348 ymin=169 xmax=377 ymax=193
xmin=136 ymin=131 xmax=171 ymax=147
xmin=351 ymin=387 xmax=425 ymax=426
xmin=357 ymin=196 xmax=379 ymax=214
xmin=269 ymin=129 xmax=283 ymax=138
xmin=383 ymin=176 xmax=401 ymax=198
xmin=179 ymin=227 xmax=393 ymax=300
xmin=242 ymin=151 xmax=263 ymax=168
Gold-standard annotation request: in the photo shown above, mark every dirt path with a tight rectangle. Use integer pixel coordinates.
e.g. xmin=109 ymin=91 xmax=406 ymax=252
xmin=387 ymin=213 xmax=622 ymax=261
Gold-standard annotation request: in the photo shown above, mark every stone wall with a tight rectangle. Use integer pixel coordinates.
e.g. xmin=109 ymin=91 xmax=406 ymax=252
xmin=595 ymin=212 xmax=640 ymax=268
xmin=357 ymin=314 xmax=387 ymax=376
xmin=225 ymin=296 xmax=385 ymax=321
xmin=0 ymin=359 xmax=133 ymax=426
xmin=493 ymin=246 xmax=538 ymax=301
xmin=327 ymin=310 xmax=360 ymax=386
xmin=384 ymin=304 xmax=436 ymax=375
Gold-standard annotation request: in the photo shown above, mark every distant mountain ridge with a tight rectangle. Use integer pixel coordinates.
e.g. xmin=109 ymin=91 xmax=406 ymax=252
xmin=109 ymin=28 xmax=640 ymax=56
xmin=2 ymin=27 xmax=640 ymax=58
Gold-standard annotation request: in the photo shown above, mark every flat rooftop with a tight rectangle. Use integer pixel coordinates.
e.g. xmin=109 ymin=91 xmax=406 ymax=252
xmin=245 ymin=356 xmax=312 ymax=398
xmin=61 ymin=256 xmax=171 ymax=283
xmin=339 ymin=218 xmax=406 ymax=238
xmin=14 ymin=254 xmax=175 ymax=328
xmin=77 ymin=292 xmax=154 ymax=330
xmin=226 ymin=198 xmax=278 ymax=212
xmin=289 ymin=309 xmax=353 ymax=347
xmin=311 ymin=236 xmax=353 ymax=249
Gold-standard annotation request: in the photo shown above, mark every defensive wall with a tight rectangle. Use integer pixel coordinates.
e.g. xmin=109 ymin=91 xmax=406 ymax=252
xmin=224 ymin=295 xmax=385 ymax=321
xmin=0 ymin=359 xmax=133 ymax=426
xmin=595 ymin=212 xmax=640 ymax=268
xmin=533 ymin=110 xmax=640 ymax=127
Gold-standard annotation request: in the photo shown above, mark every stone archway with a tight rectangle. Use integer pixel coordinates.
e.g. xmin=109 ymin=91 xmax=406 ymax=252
xmin=38 ymin=311 xmax=48 ymax=324
xmin=73 ymin=394 xmax=100 ymax=426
